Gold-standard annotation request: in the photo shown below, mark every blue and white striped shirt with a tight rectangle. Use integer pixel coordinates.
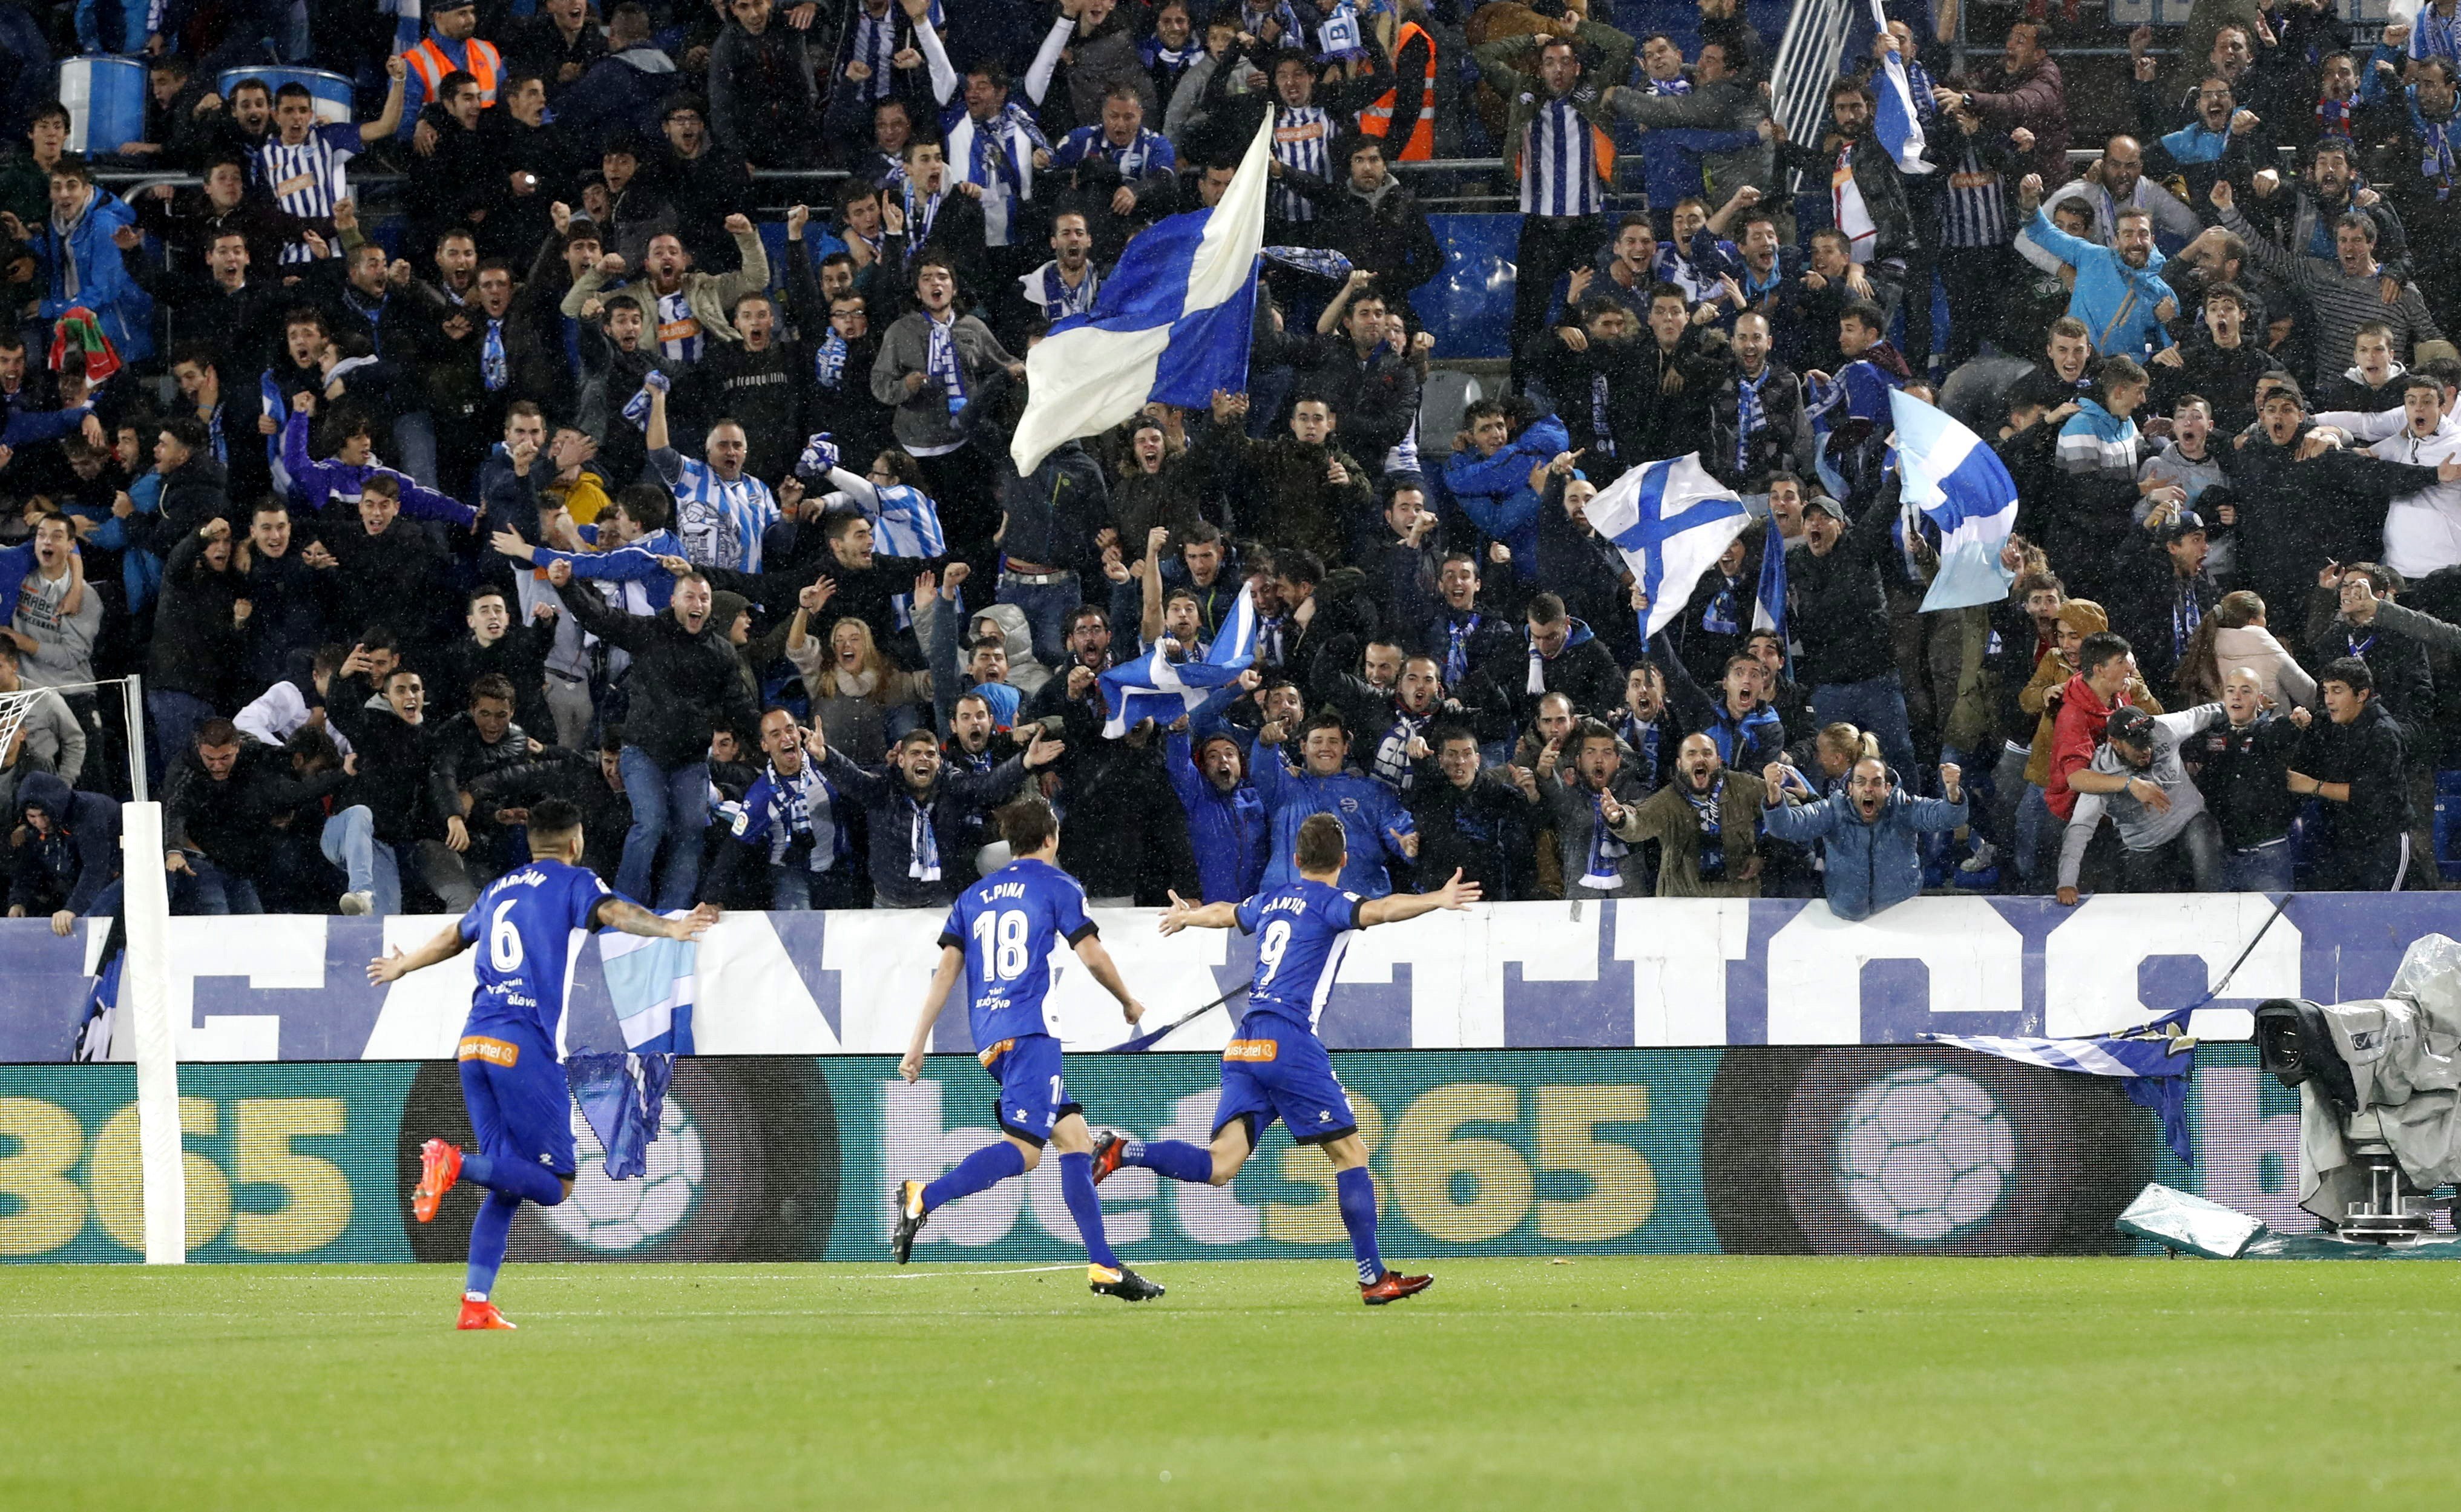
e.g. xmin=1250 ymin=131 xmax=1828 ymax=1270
xmin=257 ymin=123 xmax=360 ymax=258
xmin=1272 ymin=104 xmax=1332 ymax=222
xmin=654 ymin=449 xmax=781 ymax=573
xmin=945 ymin=102 xmax=1049 ymax=248
xmin=1938 ymin=137 xmax=2012 ymax=250
xmin=1052 ymin=123 xmax=1177 ymax=182
xmin=1520 ymin=97 xmax=1603 ymax=218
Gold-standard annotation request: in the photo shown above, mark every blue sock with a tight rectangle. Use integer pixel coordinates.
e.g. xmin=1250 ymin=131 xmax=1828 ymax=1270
xmin=1057 ymin=1152 xmax=1120 ymax=1269
xmin=1336 ymin=1166 xmax=1384 ymax=1287
xmin=464 ymin=1189 xmax=519 ymax=1298
xmin=462 ymin=1149 xmax=565 ymax=1207
xmin=922 ymin=1140 xmax=1027 ymax=1212
xmin=1122 ymin=1137 xmax=1214 ymax=1185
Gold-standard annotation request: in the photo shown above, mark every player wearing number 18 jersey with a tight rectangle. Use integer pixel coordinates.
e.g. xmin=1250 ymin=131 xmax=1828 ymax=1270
xmin=1092 ymin=813 xmax=1478 ymax=1303
xmin=367 ymin=799 xmax=717 ymax=1330
xmin=892 ymin=798 xmax=1162 ymax=1301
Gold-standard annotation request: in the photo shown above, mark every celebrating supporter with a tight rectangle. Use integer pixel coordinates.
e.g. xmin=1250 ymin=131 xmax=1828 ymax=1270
xmin=8 ymin=0 xmax=2461 ymax=927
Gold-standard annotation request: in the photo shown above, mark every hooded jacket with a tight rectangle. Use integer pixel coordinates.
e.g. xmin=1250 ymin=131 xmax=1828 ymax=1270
xmin=2023 ymin=208 xmax=2175 ymax=358
xmin=1763 ymin=783 xmax=1967 ymax=921
xmin=8 ymin=770 xmax=119 ymax=915
xmin=2045 ymin=670 xmax=2142 ymax=821
xmin=32 ymin=183 xmax=153 ymax=361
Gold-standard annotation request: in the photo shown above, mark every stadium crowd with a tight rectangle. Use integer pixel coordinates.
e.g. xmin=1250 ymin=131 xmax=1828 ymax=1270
xmin=8 ymin=0 xmax=2461 ymax=933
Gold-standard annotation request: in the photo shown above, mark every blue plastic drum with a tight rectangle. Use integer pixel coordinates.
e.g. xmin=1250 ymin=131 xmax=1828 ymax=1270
xmin=59 ymin=56 xmax=148 ymax=156
xmin=216 ymin=67 xmax=354 ymax=126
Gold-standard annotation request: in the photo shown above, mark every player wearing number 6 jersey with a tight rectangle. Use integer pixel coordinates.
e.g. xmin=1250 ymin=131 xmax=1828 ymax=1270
xmin=1092 ymin=813 xmax=1479 ymax=1304
xmin=893 ymin=798 xmax=1162 ymax=1301
xmin=368 ymin=798 xmax=717 ymax=1331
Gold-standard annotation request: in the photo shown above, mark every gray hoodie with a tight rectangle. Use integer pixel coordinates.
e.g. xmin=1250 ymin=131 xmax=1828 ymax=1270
xmin=2057 ymin=703 xmax=2226 ymax=886
xmin=0 ymin=683 xmax=85 ymax=820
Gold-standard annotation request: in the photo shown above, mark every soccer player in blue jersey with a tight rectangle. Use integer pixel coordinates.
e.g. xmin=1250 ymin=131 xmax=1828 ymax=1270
xmin=367 ymin=798 xmax=717 ymax=1330
xmin=893 ymin=798 xmax=1163 ymax=1302
xmin=1093 ymin=813 xmax=1477 ymax=1304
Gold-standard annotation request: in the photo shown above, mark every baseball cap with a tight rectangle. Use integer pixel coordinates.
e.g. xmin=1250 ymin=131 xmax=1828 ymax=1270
xmin=1806 ymin=493 xmax=1848 ymax=522
xmin=2149 ymin=509 xmax=2206 ymax=545
xmin=2105 ymin=705 xmax=2154 ymax=746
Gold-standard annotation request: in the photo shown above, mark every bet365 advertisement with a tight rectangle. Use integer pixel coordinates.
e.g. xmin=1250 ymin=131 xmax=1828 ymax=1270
xmin=0 ymin=1048 xmax=2298 ymax=1264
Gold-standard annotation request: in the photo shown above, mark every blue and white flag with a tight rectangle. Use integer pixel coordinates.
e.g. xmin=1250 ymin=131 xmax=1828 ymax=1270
xmin=1099 ymin=584 xmax=1258 ymax=737
xmin=1585 ymin=453 xmax=1752 ymax=640
xmin=1010 ymin=114 xmax=1271 ymax=475
xmin=565 ymin=916 xmax=700 ymax=1180
xmin=1752 ymin=515 xmax=1787 ymax=642
xmin=1890 ymin=388 xmax=2019 ymax=611
xmin=1868 ymin=0 xmax=1933 ymax=176
xmin=598 ymin=923 xmax=697 ymax=1055
xmin=1931 ymin=1011 xmax=2198 ymax=1164
xmin=1260 ymin=245 xmax=1354 ymax=281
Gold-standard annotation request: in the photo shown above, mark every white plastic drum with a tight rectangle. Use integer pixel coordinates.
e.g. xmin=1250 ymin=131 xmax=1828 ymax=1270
xmin=216 ymin=67 xmax=354 ymax=127
xmin=59 ymin=56 xmax=148 ymax=156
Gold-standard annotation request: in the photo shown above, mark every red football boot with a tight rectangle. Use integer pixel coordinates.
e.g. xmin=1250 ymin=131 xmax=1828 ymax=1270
xmin=1360 ymin=1270 xmax=1434 ymax=1306
xmin=1088 ymin=1129 xmax=1128 ymax=1185
xmin=456 ymin=1295 xmax=517 ymax=1330
xmin=412 ymin=1139 xmax=462 ymax=1223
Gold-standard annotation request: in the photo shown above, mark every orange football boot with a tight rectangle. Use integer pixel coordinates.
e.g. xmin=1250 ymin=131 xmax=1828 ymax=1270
xmin=412 ymin=1139 xmax=463 ymax=1223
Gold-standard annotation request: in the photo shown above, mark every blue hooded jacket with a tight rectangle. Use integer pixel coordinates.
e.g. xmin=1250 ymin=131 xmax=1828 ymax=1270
xmin=1250 ymin=745 xmax=1416 ymax=899
xmin=1164 ymin=729 xmax=1269 ymax=904
xmin=32 ymin=183 xmax=153 ymax=362
xmin=1444 ymin=414 xmax=1568 ymax=579
xmin=8 ymin=771 xmax=120 ymax=917
xmin=1761 ymin=784 xmax=1966 ymax=921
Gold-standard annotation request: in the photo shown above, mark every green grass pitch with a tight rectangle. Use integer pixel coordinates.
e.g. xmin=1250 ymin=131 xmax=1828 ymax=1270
xmin=5 ymin=1257 xmax=2457 ymax=1510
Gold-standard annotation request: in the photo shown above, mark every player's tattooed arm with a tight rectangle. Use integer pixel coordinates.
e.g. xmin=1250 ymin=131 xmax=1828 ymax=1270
xmin=366 ymin=919 xmax=472 ymax=984
xmin=597 ymin=898 xmax=720 ymax=941
xmin=1356 ymin=869 xmax=1482 ymax=928
xmin=1071 ymin=933 xmax=1146 ymax=1024
xmin=901 ymin=944 xmax=966 ymax=1082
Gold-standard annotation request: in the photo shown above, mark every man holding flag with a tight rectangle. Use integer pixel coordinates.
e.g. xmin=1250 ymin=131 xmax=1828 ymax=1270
xmin=1009 ymin=116 xmax=1275 ymax=478
xmin=1766 ymin=72 xmax=1917 ymax=341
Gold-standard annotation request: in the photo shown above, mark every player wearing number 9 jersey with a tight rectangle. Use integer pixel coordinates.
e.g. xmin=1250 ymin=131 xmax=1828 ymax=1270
xmin=892 ymin=798 xmax=1163 ymax=1302
xmin=368 ymin=798 xmax=718 ymax=1331
xmin=1093 ymin=812 xmax=1479 ymax=1304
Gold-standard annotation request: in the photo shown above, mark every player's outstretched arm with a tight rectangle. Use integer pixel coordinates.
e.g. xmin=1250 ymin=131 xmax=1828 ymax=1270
xmin=600 ymin=898 xmax=720 ymax=941
xmin=1356 ymin=869 xmax=1482 ymax=928
xmin=1157 ymin=889 xmax=1238 ymax=936
xmin=1072 ymin=935 xmax=1146 ymax=1025
xmin=901 ymin=944 xmax=965 ymax=1083
xmin=367 ymin=919 xmax=472 ymax=984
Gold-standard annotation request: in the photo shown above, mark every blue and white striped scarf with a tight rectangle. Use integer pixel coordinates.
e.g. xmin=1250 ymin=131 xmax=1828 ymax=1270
xmin=1733 ymin=366 xmax=1769 ymax=475
xmin=1580 ymin=787 xmax=1629 ymax=889
xmin=924 ymin=313 xmax=967 ymax=418
xmin=1025 ymin=260 xmax=1102 ymax=319
xmin=815 ymin=328 xmax=849 ymax=388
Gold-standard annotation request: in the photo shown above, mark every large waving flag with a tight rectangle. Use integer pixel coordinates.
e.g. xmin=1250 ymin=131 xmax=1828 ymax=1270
xmin=1868 ymin=0 xmax=1933 ymax=176
xmin=1010 ymin=116 xmax=1272 ymax=475
xmin=1930 ymin=1011 xmax=2198 ymax=1165
xmin=1100 ymin=585 xmax=1259 ymax=737
xmin=1891 ymin=388 xmax=2019 ymax=611
xmin=1586 ymin=455 xmax=1752 ymax=639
